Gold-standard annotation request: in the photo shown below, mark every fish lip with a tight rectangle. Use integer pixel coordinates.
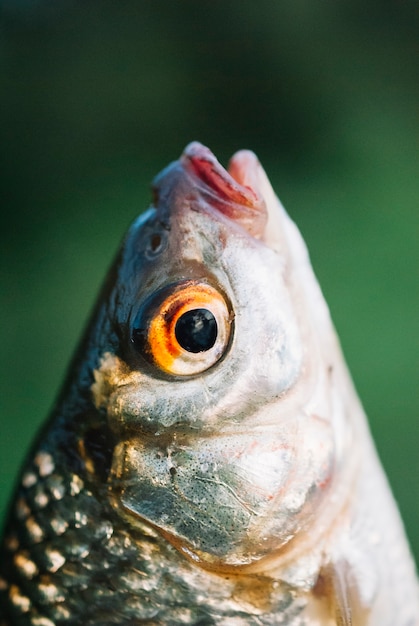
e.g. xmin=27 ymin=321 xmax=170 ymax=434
xmin=227 ymin=148 xmax=264 ymax=200
xmin=180 ymin=141 xmax=268 ymax=239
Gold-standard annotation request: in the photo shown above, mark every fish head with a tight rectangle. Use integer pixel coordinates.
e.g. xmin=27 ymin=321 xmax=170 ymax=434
xmin=91 ymin=143 xmax=350 ymax=572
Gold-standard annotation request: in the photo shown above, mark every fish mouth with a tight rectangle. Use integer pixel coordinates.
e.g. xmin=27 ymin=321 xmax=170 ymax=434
xmin=180 ymin=142 xmax=269 ymax=239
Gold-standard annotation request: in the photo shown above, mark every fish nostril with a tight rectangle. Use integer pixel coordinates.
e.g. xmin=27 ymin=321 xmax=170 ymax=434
xmin=145 ymin=230 xmax=167 ymax=259
xmin=150 ymin=233 xmax=162 ymax=252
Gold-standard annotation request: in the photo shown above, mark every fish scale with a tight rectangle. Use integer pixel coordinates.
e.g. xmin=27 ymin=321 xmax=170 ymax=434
xmin=1 ymin=143 xmax=418 ymax=625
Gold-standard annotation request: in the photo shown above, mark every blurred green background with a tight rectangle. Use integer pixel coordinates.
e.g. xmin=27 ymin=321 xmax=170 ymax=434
xmin=1 ymin=0 xmax=418 ymax=565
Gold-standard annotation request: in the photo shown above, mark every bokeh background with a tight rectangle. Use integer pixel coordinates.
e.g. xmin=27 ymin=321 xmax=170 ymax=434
xmin=1 ymin=0 xmax=418 ymax=565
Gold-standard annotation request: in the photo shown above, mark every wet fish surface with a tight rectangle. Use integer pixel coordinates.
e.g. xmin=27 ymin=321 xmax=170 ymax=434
xmin=1 ymin=143 xmax=418 ymax=625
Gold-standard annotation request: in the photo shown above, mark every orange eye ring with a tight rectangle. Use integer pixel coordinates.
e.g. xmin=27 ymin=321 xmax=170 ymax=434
xmin=132 ymin=281 xmax=233 ymax=376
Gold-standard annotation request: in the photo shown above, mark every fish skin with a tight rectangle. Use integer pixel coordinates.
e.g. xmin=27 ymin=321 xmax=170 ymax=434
xmin=1 ymin=143 xmax=418 ymax=625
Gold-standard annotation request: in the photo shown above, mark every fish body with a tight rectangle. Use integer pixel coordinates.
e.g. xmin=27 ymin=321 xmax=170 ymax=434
xmin=1 ymin=143 xmax=418 ymax=625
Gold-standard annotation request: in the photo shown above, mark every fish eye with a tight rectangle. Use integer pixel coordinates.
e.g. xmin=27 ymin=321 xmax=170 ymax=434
xmin=175 ymin=308 xmax=217 ymax=353
xmin=131 ymin=281 xmax=233 ymax=376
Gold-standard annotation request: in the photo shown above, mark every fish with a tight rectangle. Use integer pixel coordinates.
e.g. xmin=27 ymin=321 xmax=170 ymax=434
xmin=0 ymin=142 xmax=418 ymax=626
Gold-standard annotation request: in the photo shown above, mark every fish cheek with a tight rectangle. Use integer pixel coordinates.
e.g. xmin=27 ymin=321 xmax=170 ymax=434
xmin=91 ymin=309 xmax=334 ymax=572
xmin=106 ymin=415 xmax=335 ymax=573
xmin=107 ymin=436 xmax=252 ymax=565
xmin=92 ymin=356 xmax=336 ymax=571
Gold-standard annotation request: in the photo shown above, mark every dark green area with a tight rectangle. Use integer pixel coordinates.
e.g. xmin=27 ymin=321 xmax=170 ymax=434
xmin=1 ymin=0 xmax=418 ymax=565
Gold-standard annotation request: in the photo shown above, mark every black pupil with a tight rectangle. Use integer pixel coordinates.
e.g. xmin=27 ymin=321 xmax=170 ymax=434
xmin=175 ymin=309 xmax=217 ymax=353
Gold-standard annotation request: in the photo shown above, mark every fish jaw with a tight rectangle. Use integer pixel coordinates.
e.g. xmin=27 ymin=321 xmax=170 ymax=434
xmin=178 ymin=141 xmax=268 ymax=239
